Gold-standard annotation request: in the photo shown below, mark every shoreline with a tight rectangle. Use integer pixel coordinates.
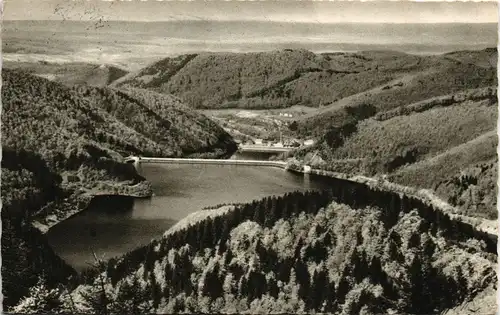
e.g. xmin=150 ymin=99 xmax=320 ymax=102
xmin=288 ymin=163 xmax=498 ymax=239
xmin=32 ymin=181 xmax=153 ymax=234
xmin=33 ymin=159 xmax=496 ymax=246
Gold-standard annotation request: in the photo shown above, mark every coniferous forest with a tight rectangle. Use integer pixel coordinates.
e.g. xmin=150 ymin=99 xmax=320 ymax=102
xmin=13 ymin=177 xmax=497 ymax=314
xmin=1 ymin=69 xmax=237 ymax=308
xmin=2 ymin=17 xmax=498 ymax=315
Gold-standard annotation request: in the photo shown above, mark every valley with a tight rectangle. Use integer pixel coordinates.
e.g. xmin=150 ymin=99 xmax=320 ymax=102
xmin=2 ymin=43 xmax=498 ymax=315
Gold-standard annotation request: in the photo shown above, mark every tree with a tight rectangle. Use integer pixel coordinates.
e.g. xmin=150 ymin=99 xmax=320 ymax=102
xmin=274 ymin=197 xmax=284 ymax=219
xmin=351 ymin=249 xmax=368 ymax=283
xmin=219 ymin=219 xmax=231 ymax=252
xmin=291 ymin=198 xmax=301 ymax=217
xmin=231 ymin=207 xmax=242 ymax=227
xmin=268 ymin=277 xmax=279 ymax=299
xmin=224 ymin=248 xmax=234 ymax=266
xmin=149 ymin=272 xmax=162 ymax=310
xmin=11 ymin=277 xmax=70 ymax=314
xmin=294 ymin=259 xmax=310 ymax=300
xmin=294 ymin=238 xmax=304 ymax=260
xmin=307 ymin=198 xmax=318 ymax=215
xmin=265 ymin=197 xmax=278 ymax=227
xmin=408 ymin=256 xmax=424 ymax=313
xmin=212 ymin=216 xmax=223 ymax=243
xmin=422 ymin=237 xmax=436 ymax=259
xmin=143 ymin=245 xmax=155 ymax=278
xmin=252 ymin=203 xmax=265 ymax=225
xmin=202 ymin=264 xmax=224 ymax=299
xmin=310 ymin=268 xmax=328 ymax=311
xmin=80 ymin=253 xmax=112 ymax=315
xmin=277 ymin=258 xmax=292 ymax=283
xmin=368 ymin=256 xmax=384 ymax=285
xmin=202 ymin=218 xmax=214 ymax=248
xmin=255 ymin=239 xmax=267 ymax=263
xmin=112 ymin=275 xmax=152 ymax=314
xmin=247 ymin=271 xmax=267 ymax=301
xmin=336 ymin=275 xmax=351 ymax=306
xmin=281 ymin=199 xmax=291 ymax=219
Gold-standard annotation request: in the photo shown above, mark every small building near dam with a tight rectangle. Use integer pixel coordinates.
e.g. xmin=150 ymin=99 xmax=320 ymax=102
xmin=304 ymin=139 xmax=315 ymax=146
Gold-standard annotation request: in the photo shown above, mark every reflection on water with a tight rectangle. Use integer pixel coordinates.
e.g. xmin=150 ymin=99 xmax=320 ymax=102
xmin=47 ymin=156 xmax=332 ymax=271
xmin=231 ymin=151 xmax=279 ymax=160
xmin=303 ymin=173 xmax=311 ymax=191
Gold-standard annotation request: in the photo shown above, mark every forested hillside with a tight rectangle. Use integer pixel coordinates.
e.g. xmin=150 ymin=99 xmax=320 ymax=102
xmin=113 ymin=48 xmax=496 ymax=110
xmin=295 ymin=87 xmax=498 ymax=219
xmin=4 ymin=47 xmax=497 ymax=314
xmin=14 ymin=179 xmax=497 ymax=314
xmin=72 ymin=86 xmax=236 ymax=158
xmin=1 ymin=148 xmax=77 ymax=307
xmin=1 ymin=69 xmax=236 ymax=307
xmin=2 ymin=69 xmax=235 ymax=194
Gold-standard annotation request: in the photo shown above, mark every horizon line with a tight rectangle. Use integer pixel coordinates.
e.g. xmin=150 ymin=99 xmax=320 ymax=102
xmin=4 ymin=19 xmax=498 ymax=24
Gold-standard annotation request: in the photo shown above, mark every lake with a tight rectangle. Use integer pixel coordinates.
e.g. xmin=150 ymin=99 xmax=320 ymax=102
xmin=47 ymin=157 xmax=333 ymax=270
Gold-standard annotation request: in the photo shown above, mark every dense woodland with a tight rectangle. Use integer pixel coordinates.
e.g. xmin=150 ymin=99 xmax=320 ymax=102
xmin=13 ymin=176 xmax=497 ymax=314
xmin=1 ymin=69 xmax=236 ymax=308
xmin=1 ymin=148 xmax=77 ymax=307
xmin=115 ymin=49 xmax=496 ymax=111
xmin=3 ymin=48 xmax=498 ymax=314
xmin=71 ymin=85 xmax=236 ymax=158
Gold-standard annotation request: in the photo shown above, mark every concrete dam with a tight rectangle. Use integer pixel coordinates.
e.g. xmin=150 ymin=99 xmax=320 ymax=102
xmin=125 ymin=156 xmax=288 ymax=169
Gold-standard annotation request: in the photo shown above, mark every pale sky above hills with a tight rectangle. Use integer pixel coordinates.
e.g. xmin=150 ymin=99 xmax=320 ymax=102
xmin=4 ymin=0 xmax=498 ymax=24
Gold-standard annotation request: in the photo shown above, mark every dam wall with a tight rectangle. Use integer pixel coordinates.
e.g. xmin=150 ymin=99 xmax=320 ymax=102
xmin=138 ymin=157 xmax=288 ymax=169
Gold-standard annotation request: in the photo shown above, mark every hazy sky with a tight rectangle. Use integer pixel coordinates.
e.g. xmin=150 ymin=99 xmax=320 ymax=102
xmin=4 ymin=0 xmax=498 ymax=24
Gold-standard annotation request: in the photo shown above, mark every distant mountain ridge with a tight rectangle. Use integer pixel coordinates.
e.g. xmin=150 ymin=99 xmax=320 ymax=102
xmin=3 ymin=61 xmax=129 ymax=87
xmin=112 ymin=48 xmax=497 ymax=110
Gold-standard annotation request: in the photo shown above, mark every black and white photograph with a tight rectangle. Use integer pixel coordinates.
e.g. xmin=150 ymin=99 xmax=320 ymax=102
xmin=1 ymin=0 xmax=498 ymax=314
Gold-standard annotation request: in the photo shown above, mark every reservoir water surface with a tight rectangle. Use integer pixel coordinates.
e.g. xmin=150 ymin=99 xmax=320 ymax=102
xmin=47 ymin=157 xmax=333 ymax=270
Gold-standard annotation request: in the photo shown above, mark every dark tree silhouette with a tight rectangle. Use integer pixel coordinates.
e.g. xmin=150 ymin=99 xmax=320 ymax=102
xmin=309 ymin=268 xmax=328 ymax=311
xmin=294 ymin=259 xmax=310 ymax=300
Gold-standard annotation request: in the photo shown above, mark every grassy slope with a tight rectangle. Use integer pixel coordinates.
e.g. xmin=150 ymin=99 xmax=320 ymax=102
xmin=332 ymin=99 xmax=495 ymax=162
xmin=1 ymin=69 xmax=236 ymax=307
xmin=298 ymin=86 xmax=497 ymax=219
xmin=295 ymin=59 xmax=496 ymax=137
xmin=391 ymin=131 xmax=497 ymax=220
xmin=3 ymin=61 xmax=128 ymax=87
